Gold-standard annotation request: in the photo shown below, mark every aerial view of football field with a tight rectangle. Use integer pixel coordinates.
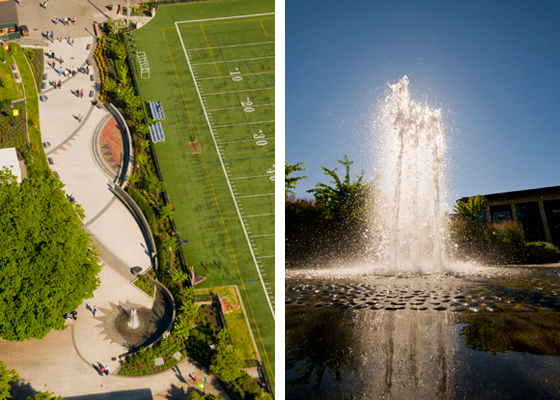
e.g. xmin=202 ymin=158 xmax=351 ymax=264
xmin=130 ymin=0 xmax=275 ymax=388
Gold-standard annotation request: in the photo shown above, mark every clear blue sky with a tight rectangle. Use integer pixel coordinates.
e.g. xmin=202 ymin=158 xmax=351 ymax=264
xmin=285 ymin=1 xmax=560 ymax=209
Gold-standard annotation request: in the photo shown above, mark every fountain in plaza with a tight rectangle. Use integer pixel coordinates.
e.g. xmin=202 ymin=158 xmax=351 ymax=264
xmin=128 ymin=308 xmax=140 ymax=329
xmin=285 ymin=76 xmax=560 ymax=399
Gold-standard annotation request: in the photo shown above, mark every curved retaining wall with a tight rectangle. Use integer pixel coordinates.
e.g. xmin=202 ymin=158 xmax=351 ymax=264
xmin=148 ymin=277 xmax=176 ymax=338
xmin=112 ymin=184 xmax=158 ymax=272
xmin=108 ymin=103 xmax=134 ymax=188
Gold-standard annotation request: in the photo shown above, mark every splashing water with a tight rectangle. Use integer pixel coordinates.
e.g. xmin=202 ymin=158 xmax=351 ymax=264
xmin=128 ymin=308 xmax=140 ymax=329
xmin=375 ymin=76 xmax=447 ymax=272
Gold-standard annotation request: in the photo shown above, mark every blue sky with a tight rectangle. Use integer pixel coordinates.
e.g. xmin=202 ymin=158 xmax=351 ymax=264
xmin=285 ymin=1 xmax=560 ymax=210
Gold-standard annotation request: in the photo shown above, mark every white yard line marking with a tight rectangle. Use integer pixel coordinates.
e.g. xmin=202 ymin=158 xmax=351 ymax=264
xmin=218 ymin=138 xmax=275 ymax=145
xmin=197 ymin=72 xmax=275 ymax=82
xmin=250 ymin=234 xmax=275 ymax=237
xmin=192 ymin=56 xmax=275 ymax=66
xmin=202 ymin=87 xmax=274 ymax=96
xmin=237 ymin=193 xmax=274 ymax=198
xmin=207 ymin=103 xmax=274 ymax=112
xmin=256 ymin=255 xmax=275 ymax=259
xmin=184 ymin=41 xmax=274 ymax=52
xmin=244 ymin=213 xmax=275 ymax=218
xmin=176 ymin=15 xmax=275 ymax=319
xmin=214 ymin=120 xmax=274 ymax=128
xmin=231 ymin=175 xmax=270 ymax=180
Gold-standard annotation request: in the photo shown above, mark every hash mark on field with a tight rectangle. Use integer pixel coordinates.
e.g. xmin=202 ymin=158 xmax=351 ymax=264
xmin=244 ymin=213 xmax=275 ymax=218
xmin=249 ymin=234 xmax=275 ymax=237
xmin=256 ymin=255 xmax=275 ymax=259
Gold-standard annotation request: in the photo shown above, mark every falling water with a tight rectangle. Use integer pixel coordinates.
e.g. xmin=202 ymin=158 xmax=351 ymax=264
xmin=377 ymin=76 xmax=446 ymax=272
xmin=128 ymin=308 xmax=140 ymax=329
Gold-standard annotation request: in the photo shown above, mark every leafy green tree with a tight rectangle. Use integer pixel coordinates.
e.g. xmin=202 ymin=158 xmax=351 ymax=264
xmin=453 ymin=194 xmax=487 ymax=222
xmin=180 ymin=286 xmax=195 ymax=301
xmin=173 ymin=313 xmax=193 ymax=340
xmin=0 ymin=170 xmax=101 ymax=341
xmin=210 ymin=343 xmax=244 ymax=382
xmin=0 ymin=361 xmax=18 ymax=400
xmin=140 ymin=140 xmax=150 ymax=151
xmin=160 ymin=204 xmax=174 ymax=221
xmin=307 ymin=153 xmax=376 ymax=221
xmin=285 ymin=157 xmax=307 ymax=195
xmin=215 ymin=328 xmax=230 ymax=347
xmin=102 ymin=79 xmax=117 ymax=94
xmin=189 ymin=393 xmax=223 ymax=400
xmin=136 ymin=153 xmax=148 ymax=165
xmin=128 ymin=173 xmax=140 ymax=185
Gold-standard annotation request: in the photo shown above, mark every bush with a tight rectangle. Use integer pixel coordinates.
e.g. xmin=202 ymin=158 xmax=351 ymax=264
xmin=126 ymin=186 xmax=156 ymax=229
xmin=526 ymin=241 xmax=560 ymax=255
xmin=0 ymin=74 xmax=13 ymax=89
xmin=8 ymin=42 xmax=21 ymax=54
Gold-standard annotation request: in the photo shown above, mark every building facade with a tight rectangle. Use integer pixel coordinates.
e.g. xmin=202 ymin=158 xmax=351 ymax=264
xmin=458 ymin=186 xmax=560 ymax=248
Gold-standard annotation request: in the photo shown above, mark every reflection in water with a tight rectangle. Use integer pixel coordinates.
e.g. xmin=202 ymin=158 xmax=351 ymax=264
xmin=286 ymin=268 xmax=560 ymax=399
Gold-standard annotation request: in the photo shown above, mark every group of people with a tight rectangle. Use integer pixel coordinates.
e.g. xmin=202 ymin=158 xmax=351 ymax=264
xmin=64 ymin=311 xmax=77 ymax=320
xmin=54 ymin=16 xmax=76 ymax=26
xmin=98 ymin=365 xmax=110 ymax=376
xmin=75 ymin=88 xmax=85 ymax=98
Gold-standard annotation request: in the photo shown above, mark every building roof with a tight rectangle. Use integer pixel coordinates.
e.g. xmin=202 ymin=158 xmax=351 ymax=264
xmin=459 ymin=185 xmax=560 ymax=205
xmin=0 ymin=147 xmax=21 ymax=183
xmin=0 ymin=2 xmax=18 ymax=26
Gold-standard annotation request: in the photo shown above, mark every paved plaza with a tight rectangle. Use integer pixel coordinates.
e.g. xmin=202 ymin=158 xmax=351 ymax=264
xmin=0 ymin=4 xmax=230 ymax=400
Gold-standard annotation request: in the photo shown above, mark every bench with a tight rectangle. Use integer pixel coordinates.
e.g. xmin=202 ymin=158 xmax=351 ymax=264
xmin=149 ymin=122 xmax=165 ymax=143
xmin=148 ymin=101 xmax=165 ymax=121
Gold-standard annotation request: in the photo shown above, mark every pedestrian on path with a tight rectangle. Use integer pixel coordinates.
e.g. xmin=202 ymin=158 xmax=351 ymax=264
xmin=50 ymin=31 xmax=54 ymax=42
xmin=59 ymin=56 xmax=63 ymax=65
xmin=55 ymin=18 xmax=59 ymax=26
xmin=99 ymin=366 xmax=104 ymax=376
xmin=105 ymin=365 xmax=110 ymax=375
xmin=80 ymin=89 xmax=83 ymax=98
xmin=92 ymin=304 xmax=96 ymax=316
xmin=72 ymin=16 xmax=76 ymax=25
xmin=86 ymin=65 xmax=89 ymax=75
xmin=57 ymin=80 xmax=61 ymax=89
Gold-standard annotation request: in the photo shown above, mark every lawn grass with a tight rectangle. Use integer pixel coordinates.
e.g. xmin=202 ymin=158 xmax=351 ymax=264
xmin=130 ymin=0 xmax=275 ymax=390
xmin=0 ymin=53 xmax=24 ymax=102
xmin=196 ymin=286 xmax=258 ymax=361
xmin=13 ymin=50 xmax=50 ymax=178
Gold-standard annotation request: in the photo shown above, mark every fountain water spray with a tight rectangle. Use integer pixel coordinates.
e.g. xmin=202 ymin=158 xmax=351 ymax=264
xmin=377 ymin=76 xmax=446 ymax=272
xmin=128 ymin=308 xmax=139 ymax=329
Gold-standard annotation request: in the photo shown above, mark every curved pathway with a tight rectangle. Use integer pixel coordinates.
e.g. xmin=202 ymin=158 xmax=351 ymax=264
xmin=0 ymin=10 xmax=230 ymax=400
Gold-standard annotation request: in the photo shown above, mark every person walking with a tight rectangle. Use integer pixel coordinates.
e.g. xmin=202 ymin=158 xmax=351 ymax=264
xmin=55 ymin=18 xmax=59 ymax=26
xmin=99 ymin=366 xmax=104 ymax=376
xmin=57 ymin=80 xmax=61 ymax=89
xmin=59 ymin=56 xmax=63 ymax=65
xmin=80 ymin=89 xmax=84 ymax=98
xmin=92 ymin=305 xmax=97 ymax=316
xmin=104 ymin=365 xmax=110 ymax=375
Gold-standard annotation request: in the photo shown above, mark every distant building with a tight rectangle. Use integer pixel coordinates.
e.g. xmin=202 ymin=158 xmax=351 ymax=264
xmin=0 ymin=147 xmax=21 ymax=183
xmin=458 ymin=186 xmax=560 ymax=247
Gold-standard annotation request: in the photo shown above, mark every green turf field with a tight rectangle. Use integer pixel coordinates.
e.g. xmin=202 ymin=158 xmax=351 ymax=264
xmin=130 ymin=0 xmax=275 ymax=391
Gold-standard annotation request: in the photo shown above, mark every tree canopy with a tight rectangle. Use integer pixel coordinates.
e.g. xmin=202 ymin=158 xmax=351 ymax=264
xmin=307 ymin=154 xmax=377 ymax=221
xmin=453 ymin=194 xmax=487 ymax=222
xmin=210 ymin=329 xmax=244 ymax=383
xmin=285 ymin=156 xmax=307 ymax=195
xmin=0 ymin=170 xmax=101 ymax=341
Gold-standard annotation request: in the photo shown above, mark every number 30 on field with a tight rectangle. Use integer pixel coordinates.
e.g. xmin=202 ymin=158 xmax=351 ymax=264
xmin=254 ymin=130 xmax=267 ymax=146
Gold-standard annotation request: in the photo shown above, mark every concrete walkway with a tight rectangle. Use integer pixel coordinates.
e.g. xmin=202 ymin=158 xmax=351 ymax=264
xmin=0 ymin=7 xmax=230 ymax=400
